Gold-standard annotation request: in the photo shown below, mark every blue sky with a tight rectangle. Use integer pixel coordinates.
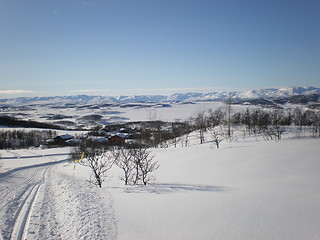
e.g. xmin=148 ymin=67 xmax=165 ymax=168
xmin=0 ymin=0 xmax=319 ymax=97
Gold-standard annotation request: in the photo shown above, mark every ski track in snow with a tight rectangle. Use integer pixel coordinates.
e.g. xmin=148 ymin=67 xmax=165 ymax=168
xmin=0 ymin=155 xmax=117 ymax=240
xmin=9 ymin=168 xmax=47 ymax=240
xmin=35 ymin=166 xmax=117 ymax=240
xmin=0 ymin=166 xmax=47 ymax=240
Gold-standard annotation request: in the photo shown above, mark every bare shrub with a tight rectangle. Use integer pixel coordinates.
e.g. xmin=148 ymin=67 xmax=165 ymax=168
xmin=132 ymin=147 xmax=159 ymax=185
xmin=210 ymin=129 xmax=223 ymax=148
xmin=75 ymin=144 xmax=114 ymax=188
xmin=113 ymin=147 xmax=135 ymax=185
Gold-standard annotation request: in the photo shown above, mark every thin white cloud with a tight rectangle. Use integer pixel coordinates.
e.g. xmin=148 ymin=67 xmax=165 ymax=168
xmin=70 ymin=89 xmax=109 ymax=93
xmin=71 ymin=0 xmax=97 ymax=7
xmin=119 ymin=87 xmax=236 ymax=94
xmin=125 ymin=87 xmax=227 ymax=92
xmin=0 ymin=90 xmax=35 ymax=95
xmin=70 ymin=88 xmax=219 ymax=94
xmin=52 ymin=10 xmax=61 ymax=15
xmin=69 ymin=87 xmax=234 ymax=96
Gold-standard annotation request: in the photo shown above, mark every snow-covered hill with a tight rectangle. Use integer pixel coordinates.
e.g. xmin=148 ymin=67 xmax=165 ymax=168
xmin=0 ymin=86 xmax=319 ymax=105
xmin=1 ymin=134 xmax=320 ymax=240
xmin=237 ymin=86 xmax=320 ymax=99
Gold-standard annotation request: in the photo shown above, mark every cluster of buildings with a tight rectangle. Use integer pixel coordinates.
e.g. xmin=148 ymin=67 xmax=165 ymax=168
xmin=51 ymin=126 xmax=137 ymax=146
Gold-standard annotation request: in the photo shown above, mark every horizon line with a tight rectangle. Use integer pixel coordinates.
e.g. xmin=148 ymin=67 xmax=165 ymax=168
xmin=0 ymin=85 xmax=317 ymax=99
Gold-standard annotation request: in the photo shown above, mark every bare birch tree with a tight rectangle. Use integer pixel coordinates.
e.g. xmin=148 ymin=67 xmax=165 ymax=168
xmin=194 ymin=110 xmax=207 ymax=144
xmin=224 ymin=95 xmax=233 ymax=139
xmin=77 ymin=144 xmax=114 ymax=188
xmin=113 ymin=147 xmax=135 ymax=185
xmin=132 ymin=147 xmax=159 ymax=185
xmin=210 ymin=130 xmax=222 ymax=148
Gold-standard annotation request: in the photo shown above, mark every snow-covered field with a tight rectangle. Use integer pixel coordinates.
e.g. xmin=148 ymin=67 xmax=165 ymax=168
xmin=1 ymin=133 xmax=319 ymax=240
xmin=0 ymin=101 xmax=225 ymax=126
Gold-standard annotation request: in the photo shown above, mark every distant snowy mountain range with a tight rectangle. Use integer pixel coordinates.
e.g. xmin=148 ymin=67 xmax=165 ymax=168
xmin=1 ymin=86 xmax=319 ymax=105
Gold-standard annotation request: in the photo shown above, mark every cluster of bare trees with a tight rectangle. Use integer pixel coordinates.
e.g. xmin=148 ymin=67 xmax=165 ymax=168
xmin=0 ymin=130 xmax=57 ymax=149
xmin=238 ymin=107 xmax=320 ymax=139
xmin=139 ymin=103 xmax=319 ymax=149
xmin=138 ymin=120 xmax=193 ymax=148
xmin=114 ymin=147 xmax=159 ymax=185
xmin=71 ymin=143 xmax=159 ymax=188
xmin=191 ymin=105 xmax=232 ymax=146
xmin=189 ymin=105 xmax=320 ymax=145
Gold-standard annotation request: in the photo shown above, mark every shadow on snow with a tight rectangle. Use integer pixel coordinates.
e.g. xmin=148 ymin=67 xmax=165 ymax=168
xmin=0 ymin=159 xmax=69 ymax=179
xmin=123 ymin=183 xmax=233 ymax=194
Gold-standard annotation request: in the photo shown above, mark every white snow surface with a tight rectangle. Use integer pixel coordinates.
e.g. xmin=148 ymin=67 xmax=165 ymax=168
xmin=1 ymin=136 xmax=320 ymax=240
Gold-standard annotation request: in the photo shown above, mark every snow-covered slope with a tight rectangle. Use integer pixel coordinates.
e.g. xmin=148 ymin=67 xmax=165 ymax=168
xmin=1 ymin=134 xmax=320 ymax=240
xmin=108 ymin=137 xmax=320 ymax=240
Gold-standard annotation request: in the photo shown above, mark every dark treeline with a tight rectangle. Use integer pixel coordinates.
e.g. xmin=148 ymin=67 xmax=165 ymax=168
xmin=0 ymin=115 xmax=64 ymax=130
xmin=0 ymin=130 xmax=57 ymax=149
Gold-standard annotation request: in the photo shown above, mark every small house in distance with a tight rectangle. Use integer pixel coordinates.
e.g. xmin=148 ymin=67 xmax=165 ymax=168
xmin=53 ymin=134 xmax=74 ymax=145
xmin=108 ymin=134 xmax=125 ymax=145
